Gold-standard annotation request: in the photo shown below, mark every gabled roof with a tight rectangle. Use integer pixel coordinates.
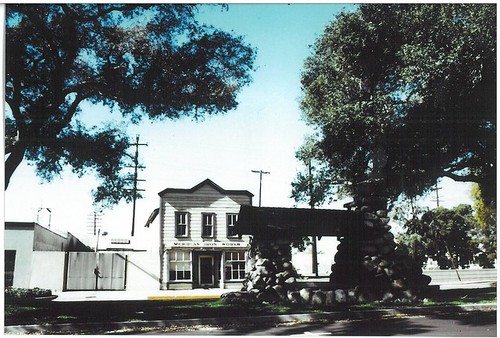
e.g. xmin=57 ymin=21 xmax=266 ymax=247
xmin=158 ymin=178 xmax=254 ymax=198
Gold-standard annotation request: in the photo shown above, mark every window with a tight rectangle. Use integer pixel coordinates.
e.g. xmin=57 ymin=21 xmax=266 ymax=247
xmin=226 ymin=214 xmax=238 ymax=238
xmin=175 ymin=212 xmax=189 ymax=237
xmin=5 ymin=250 xmax=16 ymax=287
xmin=225 ymin=251 xmax=246 ymax=280
xmin=202 ymin=213 xmax=215 ymax=237
xmin=169 ymin=251 xmax=191 ymax=281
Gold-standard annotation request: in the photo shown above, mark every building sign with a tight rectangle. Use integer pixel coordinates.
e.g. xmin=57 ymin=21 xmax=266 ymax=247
xmin=166 ymin=241 xmax=249 ymax=249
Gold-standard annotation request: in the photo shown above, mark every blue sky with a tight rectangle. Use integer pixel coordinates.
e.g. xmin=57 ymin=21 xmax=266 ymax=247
xmin=4 ymin=3 xmax=473 ymax=246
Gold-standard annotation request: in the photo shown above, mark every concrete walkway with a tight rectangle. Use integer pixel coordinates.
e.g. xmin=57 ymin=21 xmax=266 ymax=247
xmin=53 ymin=288 xmax=227 ymax=302
xmin=51 ymin=280 xmax=496 ymax=302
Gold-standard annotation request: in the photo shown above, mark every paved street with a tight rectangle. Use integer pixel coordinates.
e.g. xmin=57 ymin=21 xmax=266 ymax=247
xmin=132 ymin=311 xmax=497 ymax=336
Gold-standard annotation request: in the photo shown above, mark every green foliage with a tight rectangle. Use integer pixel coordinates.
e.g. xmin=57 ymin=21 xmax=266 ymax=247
xmin=471 ymin=184 xmax=497 ymax=267
xmin=291 ymin=136 xmax=336 ymax=207
xmin=402 ymin=205 xmax=480 ymax=269
xmin=5 ymin=4 xmax=255 ymax=207
xmin=300 ymin=4 xmax=496 ymax=204
xmin=394 ymin=233 xmax=428 ymax=269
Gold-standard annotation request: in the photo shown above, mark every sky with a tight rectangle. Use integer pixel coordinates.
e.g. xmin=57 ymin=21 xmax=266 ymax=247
xmin=3 ymin=3 xmax=474 ymax=249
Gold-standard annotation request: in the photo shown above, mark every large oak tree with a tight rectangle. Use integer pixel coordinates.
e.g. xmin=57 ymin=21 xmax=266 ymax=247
xmin=300 ymin=4 xmax=496 ymax=206
xmin=5 ymin=4 xmax=255 ymax=206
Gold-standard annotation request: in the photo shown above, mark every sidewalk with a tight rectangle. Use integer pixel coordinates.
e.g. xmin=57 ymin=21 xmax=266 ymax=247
xmin=52 ymin=280 xmax=496 ymax=302
xmin=53 ymin=287 xmax=227 ymax=302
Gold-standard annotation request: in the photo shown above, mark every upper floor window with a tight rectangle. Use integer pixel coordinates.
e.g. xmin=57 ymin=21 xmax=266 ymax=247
xmin=227 ymin=213 xmax=238 ymax=238
xmin=202 ymin=213 xmax=215 ymax=237
xmin=175 ymin=212 xmax=189 ymax=237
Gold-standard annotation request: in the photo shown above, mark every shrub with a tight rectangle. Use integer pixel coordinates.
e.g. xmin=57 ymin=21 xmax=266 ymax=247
xmin=5 ymin=287 xmax=52 ymax=302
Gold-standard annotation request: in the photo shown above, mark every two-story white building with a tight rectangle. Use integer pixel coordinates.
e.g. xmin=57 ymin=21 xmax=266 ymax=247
xmin=158 ymin=179 xmax=253 ymax=290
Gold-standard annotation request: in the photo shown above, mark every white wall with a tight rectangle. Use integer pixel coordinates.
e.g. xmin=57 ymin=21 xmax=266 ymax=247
xmin=30 ymin=252 xmax=66 ymax=292
xmin=5 ymin=229 xmax=34 ymax=288
xmin=126 ymin=252 xmax=161 ymax=290
xmin=425 ymin=268 xmax=497 ymax=285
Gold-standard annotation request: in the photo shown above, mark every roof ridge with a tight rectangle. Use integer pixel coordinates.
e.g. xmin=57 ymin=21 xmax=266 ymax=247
xmin=158 ymin=178 xmax=253 ymax=197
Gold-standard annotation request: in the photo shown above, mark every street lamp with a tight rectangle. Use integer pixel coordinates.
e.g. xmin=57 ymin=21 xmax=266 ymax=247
xmin=95 ymin=229 xmax=108 ymax=290
xmin=95 ymin=228 xmax=108 ymax=252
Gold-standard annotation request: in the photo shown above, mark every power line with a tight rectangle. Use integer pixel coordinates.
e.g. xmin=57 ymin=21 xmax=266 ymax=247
xmin=251 ymin=169 xmax=270 ymax=207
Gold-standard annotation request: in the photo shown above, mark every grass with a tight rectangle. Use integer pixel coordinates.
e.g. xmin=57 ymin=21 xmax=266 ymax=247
xmin=4 ymin=287 xmax=496 ymax=326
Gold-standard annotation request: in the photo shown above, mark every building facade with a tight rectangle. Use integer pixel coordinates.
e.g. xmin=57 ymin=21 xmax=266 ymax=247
xmin=4 ymin=222 xmax=91 ymax=291
xmin=159 ymin=179 xmax=253 ymax=290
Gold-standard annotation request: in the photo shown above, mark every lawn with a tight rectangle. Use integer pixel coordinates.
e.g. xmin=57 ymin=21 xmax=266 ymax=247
xmin=5 ymin=287 xmax=496 ymax=326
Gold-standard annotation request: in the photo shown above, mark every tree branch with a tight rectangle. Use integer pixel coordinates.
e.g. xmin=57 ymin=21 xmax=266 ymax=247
xmin=5 ymin=140 xmax=27 ymax=189
xmin=442 ymin=171 xmax=479 ymax=183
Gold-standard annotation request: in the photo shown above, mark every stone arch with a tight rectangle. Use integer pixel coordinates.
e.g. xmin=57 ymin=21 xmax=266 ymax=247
xmin=232 ymin=180 xmax=431 ymax=305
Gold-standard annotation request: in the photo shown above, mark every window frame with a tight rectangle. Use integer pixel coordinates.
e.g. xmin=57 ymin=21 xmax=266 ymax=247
xmin=168 ymin=250 xmax=192 ymax=282
xmin=224 ymin=251 xmax=246 ymax=281
xmin=226 ymin=213 xmax=239 ymax=238
xmin=175 ymin=211 xmax=189 ymax=238
xmin=201 ymin=213 xmax=215 ymax=238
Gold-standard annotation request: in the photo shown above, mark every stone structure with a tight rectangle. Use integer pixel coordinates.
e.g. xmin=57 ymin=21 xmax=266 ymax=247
xmin=223 ymin=181 xmax=431 ymax=306
xmin=241 ymin=239 xmax=297 ymax=302
xmin=332 ymin=180 xmax=431 ymax=303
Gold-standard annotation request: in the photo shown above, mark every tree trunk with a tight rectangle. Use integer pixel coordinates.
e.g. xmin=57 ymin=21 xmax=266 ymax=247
xmin=5 ymin=141 xmax=27 ymax=189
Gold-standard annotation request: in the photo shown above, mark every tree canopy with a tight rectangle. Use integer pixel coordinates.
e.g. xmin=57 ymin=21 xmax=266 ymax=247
xmin=5 ymin=4 xmax=255 ymax=207
xmin=291 ymin=135 xmax=334 ymax=208
xmin=300 ymin=4 xmax=496 ymax=205
xmin=401 ymin=205 xmax=481 ymax=269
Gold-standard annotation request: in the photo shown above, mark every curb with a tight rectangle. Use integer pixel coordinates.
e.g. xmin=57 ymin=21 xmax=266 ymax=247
xmin=147 ymin=295 xmax=221 ymax=301
xmin=4 ymin=303 xmax=496 ymax=335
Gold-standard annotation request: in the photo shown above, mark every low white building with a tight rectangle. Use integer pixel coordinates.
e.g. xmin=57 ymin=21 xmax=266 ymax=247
xmin=158 ymin=179 xmax=253 ymax=290
xmin=4 ymin=222 xmax=91 ymax=292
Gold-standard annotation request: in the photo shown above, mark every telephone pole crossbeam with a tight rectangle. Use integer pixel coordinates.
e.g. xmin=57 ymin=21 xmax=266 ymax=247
xmin=251 ymin=169 xmax=270 ymax=207
xmin=431 ymin=184 xmax=443 ymax=208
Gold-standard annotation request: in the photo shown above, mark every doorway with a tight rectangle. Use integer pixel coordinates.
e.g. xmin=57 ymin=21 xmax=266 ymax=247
xmin=198 ymin=255 xmax=214 ymax=287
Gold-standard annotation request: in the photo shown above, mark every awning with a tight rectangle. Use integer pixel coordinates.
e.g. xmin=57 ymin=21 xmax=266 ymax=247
xmin=144 ymin=208 xmax=159 ymax=228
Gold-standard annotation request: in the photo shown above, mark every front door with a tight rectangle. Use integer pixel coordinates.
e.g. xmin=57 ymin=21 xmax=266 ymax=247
xmin=199 ymin=255 xmax=214 ymax=287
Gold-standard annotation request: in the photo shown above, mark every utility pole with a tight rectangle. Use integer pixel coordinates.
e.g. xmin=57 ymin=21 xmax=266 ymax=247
xmin=87 ymin=211 xmax=103 ymax=236
xmin=432 ymin=183 xmax=443 ymax=208
xmin=308 ymin=160 xmax=319 ymax=277
xmin=251 ymin=169 xmax=270 ymax=207
xmin=128 ymin=135 xmax=147 ymax=237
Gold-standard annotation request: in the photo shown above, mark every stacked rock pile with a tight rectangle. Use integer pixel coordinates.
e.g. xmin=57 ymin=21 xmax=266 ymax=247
xmin=238 ymin=239 xmax=298 ymax=303
xmin=332 ymin=183 xmax=431 ymax=303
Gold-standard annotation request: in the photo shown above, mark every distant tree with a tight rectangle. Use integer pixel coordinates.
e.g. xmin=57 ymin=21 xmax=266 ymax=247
xmin=471 ymin=184 xmax=497 ymax=267
xmin=5 ymin=4 xmax=255 ymax=207
xmin=395 ymin=233 xmax=428 ymax=269
xmin=291 ymin=136 xmax=335 ymax=209
xmin=403 ymin=205 xmax=480 ymax=269
xmin=300 ymin=4 xmax=496 ymax=205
